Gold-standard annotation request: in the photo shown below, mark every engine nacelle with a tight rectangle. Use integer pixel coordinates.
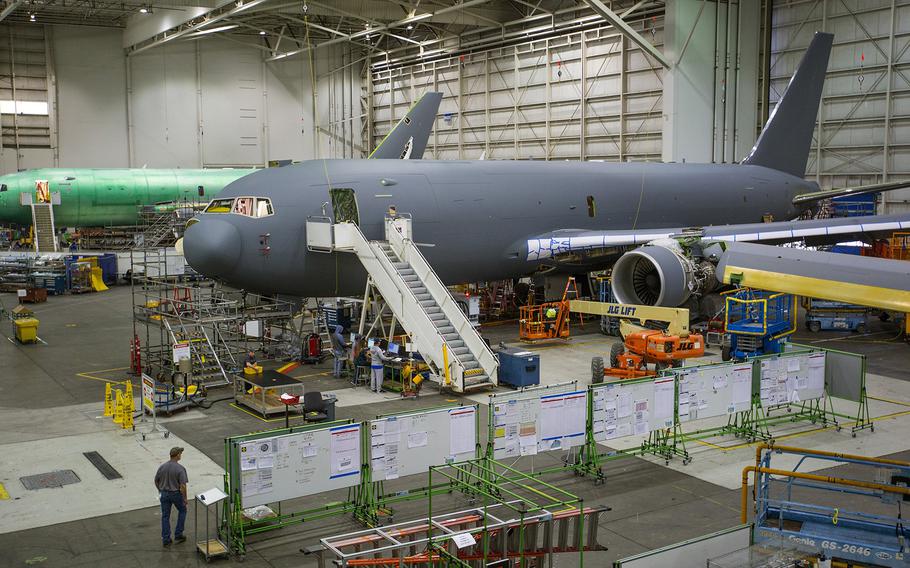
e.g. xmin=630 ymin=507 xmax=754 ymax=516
xmin=611 ymin=240 xmax=717 ymax=307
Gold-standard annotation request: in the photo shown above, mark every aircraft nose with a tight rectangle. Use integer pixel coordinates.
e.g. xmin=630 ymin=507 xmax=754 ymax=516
xmin=183 ymin=217 xmax=242 ymax=278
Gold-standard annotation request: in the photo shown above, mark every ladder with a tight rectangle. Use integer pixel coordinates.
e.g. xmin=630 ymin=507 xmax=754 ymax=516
xmin=31 ymin=203 xmax=57 ymax=253
xmin=310 ymin=216 xmax=498 ymax=392
xmin=308 ymin=503 xmax=607 ymax=567
xmin=162 ymin=318 xmax=231 ymax=387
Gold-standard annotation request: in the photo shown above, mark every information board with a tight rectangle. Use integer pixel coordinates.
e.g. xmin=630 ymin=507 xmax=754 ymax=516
xmin=591 ymin=379 xmax=657 ymax=442
xmin=236 ymin=423 xmax=361 ymax=508
xmin=760 ymin=352 xmax=825 ymax=406
xmin=491 ymin=389 xmax=587 ymax=458
xmin=675 ymin=361 xmax=753 ymax=422
xmin=369 ymin=406 xmax=477 ymax=482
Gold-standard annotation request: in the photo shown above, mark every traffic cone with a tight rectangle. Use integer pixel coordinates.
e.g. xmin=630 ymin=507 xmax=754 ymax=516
xmin=103 ymin=383 xmax=113 ymax=416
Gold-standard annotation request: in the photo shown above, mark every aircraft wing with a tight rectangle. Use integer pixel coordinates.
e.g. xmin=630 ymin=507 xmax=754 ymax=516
xmin=526 ymin=212 xmax=910 ymax=260
xmin=716 ymin=241 xmax=910 ymax=311
xmin=792 ymin=180 xmax=910 ymax=205
xmin=369 ymin=92 xmax=442 ymax=160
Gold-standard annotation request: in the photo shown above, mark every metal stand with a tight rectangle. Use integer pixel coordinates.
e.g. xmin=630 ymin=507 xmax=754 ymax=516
xmin=195 ymin=488 xmax=229 ymax=562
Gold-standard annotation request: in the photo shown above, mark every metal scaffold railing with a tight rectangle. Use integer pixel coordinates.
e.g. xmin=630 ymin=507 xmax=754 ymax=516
xmin=129 ymin=247 xmax=299 ymax=387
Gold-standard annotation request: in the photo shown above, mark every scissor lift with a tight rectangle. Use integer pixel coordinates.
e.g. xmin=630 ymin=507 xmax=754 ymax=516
xmin=748 ymin=445 xmax=910 ymax=567
xmin=724 ymin=289 xmax=796 ymax=360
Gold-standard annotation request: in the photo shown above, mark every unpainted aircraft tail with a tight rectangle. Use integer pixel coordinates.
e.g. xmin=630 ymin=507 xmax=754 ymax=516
xmin=741 ymin=31 xmax=833 ymax=178
xmin=369 ymin=91 xmax=442 ymax=160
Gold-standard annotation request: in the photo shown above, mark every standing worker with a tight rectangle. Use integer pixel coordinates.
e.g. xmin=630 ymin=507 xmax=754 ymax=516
xmin=331 ymin=325 xmax=349 ymax=378
xmin=369 ymin=340 xmax=390 ymax=393
xmin=154 ymin=446 xmax=188 ymax=547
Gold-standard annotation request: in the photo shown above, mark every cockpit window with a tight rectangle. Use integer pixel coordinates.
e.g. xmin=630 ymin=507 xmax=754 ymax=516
xmin=204 ymin=197 xmax=274 ymax=218
xmin=205 ymin=198 xmax=234 ymax=213
xmin=256 ymin=199 xmax=273 ymax=218
xmin=233 ymin=197 xmax=254 ymax=216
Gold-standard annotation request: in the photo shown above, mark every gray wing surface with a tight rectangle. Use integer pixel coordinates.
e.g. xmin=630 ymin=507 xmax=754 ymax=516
xmin=369 ymin=92 xmax=442 ymax=160
xmin=716 ymin=242 xmax=910 ymax=312
xmin=526 ymin=213 xmax=910 ymax=260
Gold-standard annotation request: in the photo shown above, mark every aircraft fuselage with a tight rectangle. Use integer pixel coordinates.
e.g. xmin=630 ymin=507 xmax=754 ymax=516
xmin=183 ymin=158 xmax=813 ymax=297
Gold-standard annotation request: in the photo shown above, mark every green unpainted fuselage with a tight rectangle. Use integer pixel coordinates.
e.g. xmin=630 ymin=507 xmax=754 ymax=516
xmin=0 ymin=168 xmax=256 ymax=227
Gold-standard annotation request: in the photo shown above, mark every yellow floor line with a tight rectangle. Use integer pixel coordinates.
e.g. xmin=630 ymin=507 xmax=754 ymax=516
xmin=292 ymin=370 xmax=332 ymax=380
xmin=690 ymin=408 xmax=910 ymax=453
xmin=0 ymin=483 xmax=8 ymax=500
xmin=80 ymin=366 xmax=130 ymax=374
xmin=229 ymin=403 xmax=288 ymax=423
xmin=75 ymin=372 xmax=128 ymax=385
xmin=868 ymin=395 xmax=910 ymax=408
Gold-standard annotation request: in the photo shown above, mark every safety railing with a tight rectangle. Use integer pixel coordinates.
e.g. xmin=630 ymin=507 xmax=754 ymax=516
xmin=385 ymin=216 xmax=498 ymax=388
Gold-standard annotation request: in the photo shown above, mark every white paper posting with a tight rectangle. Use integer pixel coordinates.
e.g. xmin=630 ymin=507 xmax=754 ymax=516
xmin=787 ymin=358 xmax=801 ymax=372
xmin=617 ymin=391 xmax=633 ymax=418
xmin=449 ymin=407 xmax=476 ymax=457
xmin=408 ymin=431 xmax=429 ymax=449
xmin=330 ymin=425 xmax=360 ymax=479
xmin=539 ymin=396 xmax=566 ymax=442
xmin=731 ymin=365 xmax=753 ymax=410
xmin=654 ymin=378 xmax=675 ymax=426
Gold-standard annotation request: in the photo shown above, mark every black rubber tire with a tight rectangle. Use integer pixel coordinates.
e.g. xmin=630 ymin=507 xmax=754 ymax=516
xmin=855 ymin=323 xmax=866 ymax=334
xmin=609 ymin=342 xmax=624 ymax=368
xmin=808 ymin=321 xmax=821 ymax=333
xmin=591 ymin=356 xmax=605 ymax=384
xmin=721 ymin=344 xmax=732 ymax=362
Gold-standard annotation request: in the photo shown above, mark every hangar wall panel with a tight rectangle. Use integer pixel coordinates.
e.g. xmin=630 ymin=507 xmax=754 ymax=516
xmin=54 ymin=25 xmax=129 ymax=168
xmin=0 ymin=25 xmax=361 ymax=173
xmin=771 ymin=0 xmax=910 ymax=213
xmin=366 ymin=23 xmax=667 ymax=163
xmin=129 ymin=42 xmax=200 ymax=168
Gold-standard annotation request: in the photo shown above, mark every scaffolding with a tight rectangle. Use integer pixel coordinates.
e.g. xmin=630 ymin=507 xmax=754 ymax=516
xmin=130 ymin=247 xmax=299 ymax=387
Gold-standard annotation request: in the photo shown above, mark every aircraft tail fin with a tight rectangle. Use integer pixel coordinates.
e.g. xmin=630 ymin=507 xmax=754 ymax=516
xmin=741 ymin=31 xmax=833 ymax=177
xmin=369 ymin=91 xmax=442 ymax=160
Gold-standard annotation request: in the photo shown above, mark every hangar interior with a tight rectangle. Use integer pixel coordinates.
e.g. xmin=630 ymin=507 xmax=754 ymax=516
xmin=0 ymin=1 xmax=910 ymax=567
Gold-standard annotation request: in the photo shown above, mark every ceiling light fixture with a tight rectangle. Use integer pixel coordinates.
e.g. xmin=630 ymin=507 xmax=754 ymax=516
xmin=407 ymin=24 xmax=413 ymax=30
xmin=29 ymin=12 xmax=36 ymax=21
xmin=259 ymin=30 xmax=266 ymax=35
xmin=139 ymin=6 xmax=148 ymax=13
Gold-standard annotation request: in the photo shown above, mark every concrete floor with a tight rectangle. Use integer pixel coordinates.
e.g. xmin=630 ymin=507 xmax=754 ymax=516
xmin=1 ymin=286 xmax=909 ymax=567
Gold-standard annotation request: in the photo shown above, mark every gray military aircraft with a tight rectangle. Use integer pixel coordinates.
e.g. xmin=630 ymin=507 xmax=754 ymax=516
xmin=183 ymin=32 xmax=910 ymax=313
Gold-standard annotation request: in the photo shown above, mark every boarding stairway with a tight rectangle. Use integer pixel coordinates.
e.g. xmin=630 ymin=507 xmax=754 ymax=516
xmin=307 ymin=503 xmax=607 ymax=567
xmin=307 ymin=215 xmax=498 ymax=392
xmin=31 ymin=203 xmax=57 ymax=253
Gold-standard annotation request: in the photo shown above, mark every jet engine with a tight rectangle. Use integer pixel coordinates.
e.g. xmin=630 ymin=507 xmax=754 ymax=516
xmin=611 ymin=239 xmax=719 ymax=307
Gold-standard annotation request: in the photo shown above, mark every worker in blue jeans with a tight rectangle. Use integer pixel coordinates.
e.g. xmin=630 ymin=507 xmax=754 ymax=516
xmin=154 ymin=446 xmax=189 ymax=546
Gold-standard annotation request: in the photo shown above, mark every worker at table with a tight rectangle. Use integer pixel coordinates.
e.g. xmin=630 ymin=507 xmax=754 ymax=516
xmin=244 ymin=350 xmax=262 ymax=375
xmin=368 ymin=340 xmax=391 ymax=394
xmin=330 ymin=325 xmax=350 ymax=379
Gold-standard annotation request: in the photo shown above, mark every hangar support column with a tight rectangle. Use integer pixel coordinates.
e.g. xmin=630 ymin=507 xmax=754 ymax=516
xmin=662 ymin=0 xmax=761 ymax=165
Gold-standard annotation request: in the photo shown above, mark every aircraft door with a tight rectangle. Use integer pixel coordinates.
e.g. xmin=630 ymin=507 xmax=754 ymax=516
xmin=330 ymin=188 xmax=360 ymax=225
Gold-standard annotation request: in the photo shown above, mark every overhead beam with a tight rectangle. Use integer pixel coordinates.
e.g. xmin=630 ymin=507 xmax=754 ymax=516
xmin=267 ymin=0 xmax=494 ymax=61
xmin=125 ymin=0 xmax=275 ymax=55
xmin=583 ymin=0 xmax=670 ymax=68
xmin=0 ymin=0 xmax=23 ymax=22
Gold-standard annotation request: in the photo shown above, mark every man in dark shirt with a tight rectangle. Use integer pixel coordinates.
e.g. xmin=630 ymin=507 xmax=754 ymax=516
xmin=154 ymin=446 xmax=189 ymax=546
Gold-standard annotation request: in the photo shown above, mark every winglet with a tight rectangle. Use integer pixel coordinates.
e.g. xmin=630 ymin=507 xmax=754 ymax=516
xmin=369 ymin=92 xmax=442 ymax=160
xmin=742 ymin=31 xmax=833 ymax=177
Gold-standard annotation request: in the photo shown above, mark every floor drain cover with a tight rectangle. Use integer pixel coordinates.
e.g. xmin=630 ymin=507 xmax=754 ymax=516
xmin=20 ymin=470 xmax=81 ymax=490
xmin=83 ymin=451 xmax=122 ymax=480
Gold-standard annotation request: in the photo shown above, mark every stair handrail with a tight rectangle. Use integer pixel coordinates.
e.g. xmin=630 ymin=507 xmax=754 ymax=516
xmin=385 ymin=216 xmax=498 ymax=384
xmin=334 ymin=221 xmax=465 ymax=386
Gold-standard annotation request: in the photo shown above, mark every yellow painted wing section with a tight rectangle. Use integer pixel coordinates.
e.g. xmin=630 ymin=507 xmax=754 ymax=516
xmin=722 ymin=265 xmax=910 ymax=312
